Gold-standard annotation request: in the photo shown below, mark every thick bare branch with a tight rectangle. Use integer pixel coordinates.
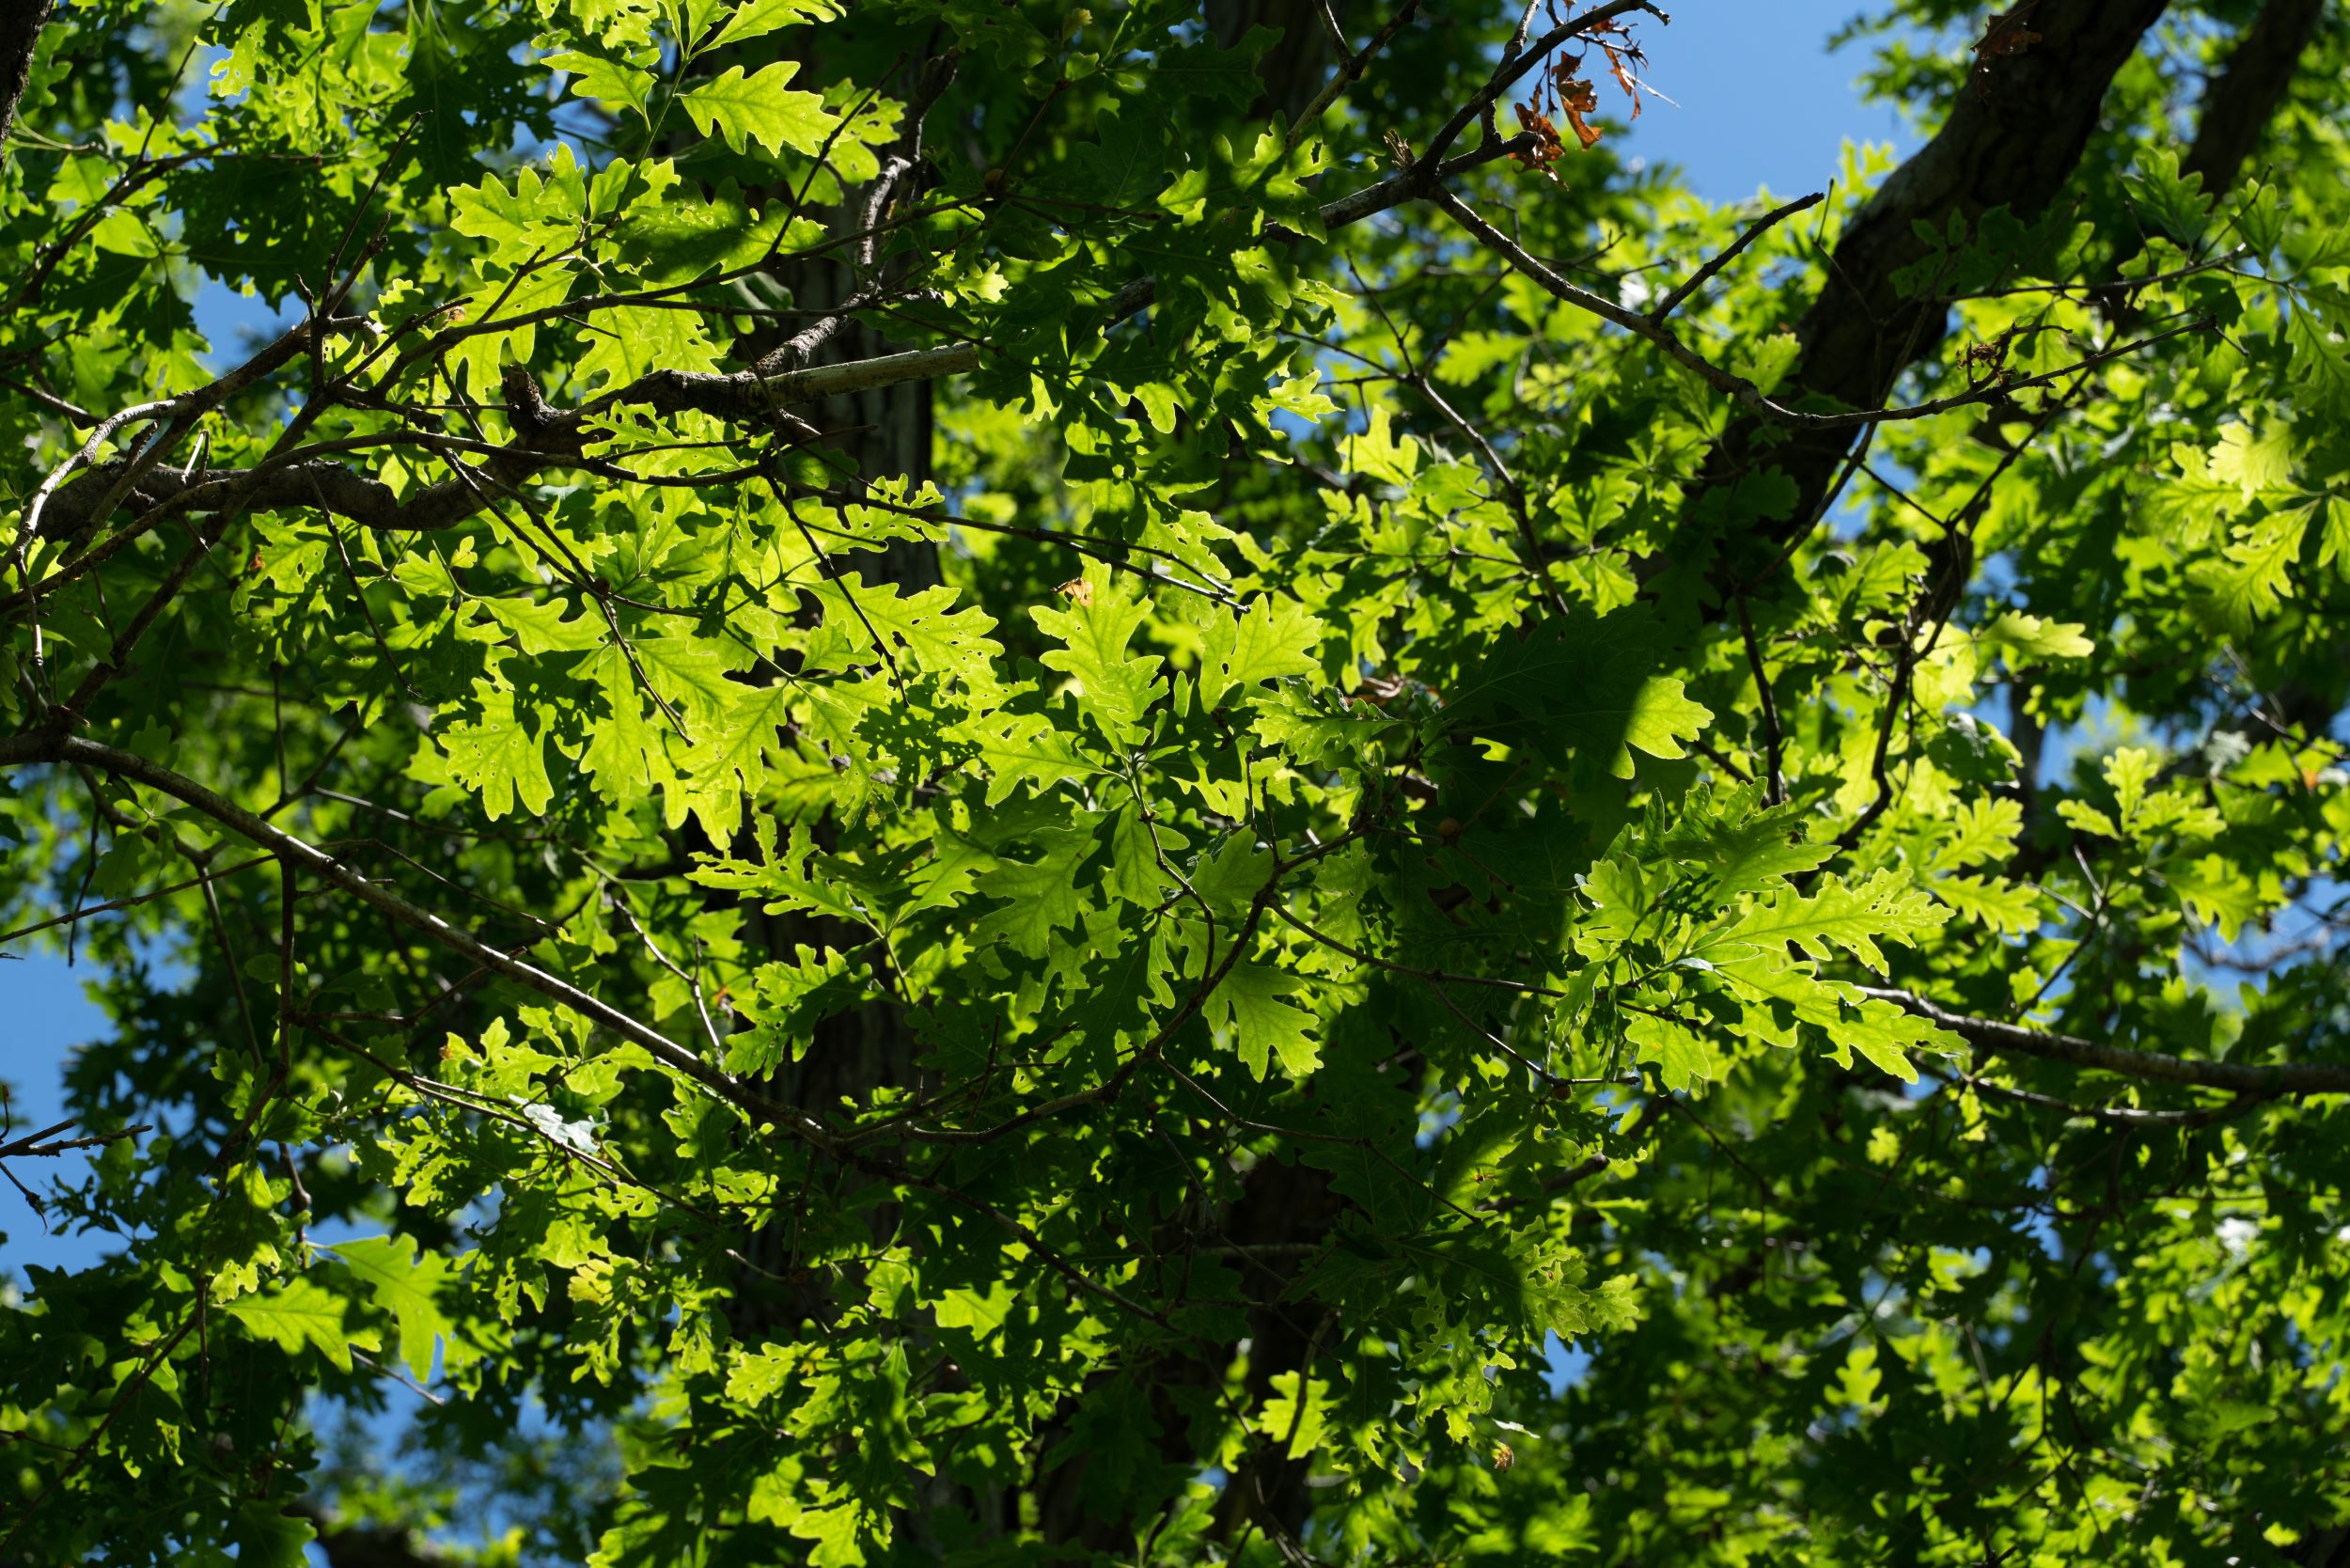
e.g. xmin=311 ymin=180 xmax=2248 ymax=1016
xmin=34 ymin=344 xmax=976 ymax=539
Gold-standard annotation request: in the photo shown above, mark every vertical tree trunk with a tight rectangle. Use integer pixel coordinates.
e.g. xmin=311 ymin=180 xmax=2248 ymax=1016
xmin=1030 ymin=4 xmax=1348 ymax=1551
xmin=2181 ymin=0 xmax=2327 ymax=194
xmin=0 ymin=0 xmax=55 ymax=155
xmin=719 ymin=29 xmax=944 ymax=1337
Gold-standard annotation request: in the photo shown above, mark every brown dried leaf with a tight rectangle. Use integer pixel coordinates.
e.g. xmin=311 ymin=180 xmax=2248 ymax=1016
xmin=1560 ymin=75 xmax=1603 ymax=150
xmin=1971 ymin=2 xmax=2044 ymax=97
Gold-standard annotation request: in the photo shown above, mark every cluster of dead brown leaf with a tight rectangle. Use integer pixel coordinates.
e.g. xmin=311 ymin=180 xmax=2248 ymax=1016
xmin=1511 ymin=13 xmax=1647 ymax=179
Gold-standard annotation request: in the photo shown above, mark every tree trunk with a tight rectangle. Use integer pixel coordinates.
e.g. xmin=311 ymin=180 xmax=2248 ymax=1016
xmin=1692 ymin=0 xmax=2172 ymax=574
xmin=2181 ymin=0 xmax=2327 ymax=195
xmin=720 ymin=30 xmax=945 ymax=1336
xmin=0 ymin=0 xmax=54 ymax=155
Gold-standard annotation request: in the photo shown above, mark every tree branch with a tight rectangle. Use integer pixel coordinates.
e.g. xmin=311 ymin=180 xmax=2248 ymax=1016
xmin=1431 ymin=182 xmax=2211 ymax=432
xmin=0 ymin=732 xmax=839 ymax=1152
xmin=35 ymin=345 xmax=969 ymax=540
xmin=1416 ymin=0 xmax=1669 ymax=170
xmin=0 ymin=1117 xmax=150 ymax=1161
xmin=1860 ymin=986 xmax=2350 ymax=1097
xmin=30 ymin=130 xmax=1534 ymax=549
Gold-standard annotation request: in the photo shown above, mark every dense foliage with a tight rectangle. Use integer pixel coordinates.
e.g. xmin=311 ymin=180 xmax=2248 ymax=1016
xmin=5 ymin=0 xmax=2350 ymax=1561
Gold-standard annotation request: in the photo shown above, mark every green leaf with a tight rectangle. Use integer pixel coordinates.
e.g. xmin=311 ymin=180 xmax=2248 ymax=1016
xmin=2193 ymin=507 xmax=2306 ymax=630
xmin=577 ymin=650 xmax=671 ymax=806
xmin=546 ymin=48 xmax=660 ymax=124
xmin=970 ymin=825 xmax=1096 ymax=959
xmin=448 ymin=160 xmax=585 ymax=264
xmin=2286 ymin=295 xmax=2350 ymax=417
xmin=2168 ymin=852 xmax=2264 ymax=941
xmin=223 ymin=1278 xmax=369 ymax=1371
xmin=1933 ymin=874 xmax=2042 ymax=935
xmin=1214 ymin=962 xmax=1321 ymax=1079
xmin=728 ymin=948 xmax=870 ymax=1073
xmin=2317 ymin=495 xmax=2350 ymax=572
xmin=630 ymin=635 xmax=741 ymax=732
xmin=1624 ymin=1011 xmax=1716 ymax=1091
xmin=2207 ymin=422 xmax=2296 ymax=499
xmin=231 ymin=1503 xmax=319 ymax=1568
xmin=2106 ymin=746 xmax=2158 ymax=824
xmin=332 ymin=1233 xmax=477 ymax=1381
xmin=2143 ymin=441 xmax=2249 ymax=544
xmin=613 ymin=174 xmax=802 ymax=285
xmin=1197 ymin=595 xmax=1324 ymax=710
xmin=1834 ymin=997 xmax=1960 ymax=1082
xmin=1446 ymin=611 xmax=1715 ymax=780
xmin=695 ymin=0 xmax=840 ymax=56
xmin=1928 ymin=796 xmax=2022 ymax=872
xmin=679 ymin=62 xmax=836 ymax=159
xmin=439 ymin=681 xmax=556 ymax=820
xmin=2055 ymin=798 xmax=2122 ymax=838
xmin=1699 ymin=870 xmax=1949 ymax=973
xmin=1659 ymin=793 xmax=1834 ymax=901
xmin=1975 ymin=611 xmax=2094 ymax=670
xmin=1034 ymin=563 xmax=1167 ymax=743
xmin=1346 ymin=406 xmax=1421 ymax=486
xmin=802 ymin=574 xmax=1002 ymax=676
xmin=1257 ymin=1371 xmax=1331 ymax=1458
xmin=576 ymin=302 xmax=725 ymax=390
xmin=481 ymin=596 xmax=607 ymax=655
xmin=1104 ymin=803 xmax=1191 ymax=906
xmin=957 ymin=708 xmax=1101 ymax=806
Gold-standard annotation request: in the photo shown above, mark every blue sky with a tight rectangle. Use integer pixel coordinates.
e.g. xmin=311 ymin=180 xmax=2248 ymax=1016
xmin=8 ymin=1 xmax=1931 ymax=1278
xmin=1600 ymin=1 xmax=1919 ymax=199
